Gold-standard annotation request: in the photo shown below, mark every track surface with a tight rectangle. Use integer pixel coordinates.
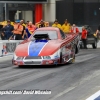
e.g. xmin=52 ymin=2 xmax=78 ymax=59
xmin=0 ymin=49 xmax=100 ymax=100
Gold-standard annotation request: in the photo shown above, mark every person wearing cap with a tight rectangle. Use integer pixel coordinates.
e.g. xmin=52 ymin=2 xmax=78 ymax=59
xmin=62 ymin=19 xmax=71 ymax=33
xmin=3 ymin=20 xmax=14 ymax=40
xmin=13 ymin=20 xmax=23 ymax=40
xmin=52 ymin=19 xmax=62 ymax=30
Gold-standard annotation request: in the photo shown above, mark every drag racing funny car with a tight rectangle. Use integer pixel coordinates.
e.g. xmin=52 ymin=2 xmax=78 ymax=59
xmin=12 ymin=27 xmax=80 ymax=66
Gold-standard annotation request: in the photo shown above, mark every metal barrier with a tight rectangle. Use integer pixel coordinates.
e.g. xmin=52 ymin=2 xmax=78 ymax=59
xmin=0 ymin=39 xmax=100 ymax=57
xmin=0 ymin=40 xmax=23 ymax=57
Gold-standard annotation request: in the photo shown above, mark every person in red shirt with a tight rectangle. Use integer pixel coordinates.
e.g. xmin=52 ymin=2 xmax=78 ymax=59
xmin=81 ymin=26 xmax=88 ymax=49
xmin=28 ymin=21 xmax=36 ymax=34
xmin=70 ymin=24 xmax=79 ymax=33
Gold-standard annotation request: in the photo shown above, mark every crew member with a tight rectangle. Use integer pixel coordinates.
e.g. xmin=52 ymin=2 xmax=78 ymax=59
xmin=52 ymin=19 xmax=62 ymax=30
xmin=62 ymin=19 xmax=71 ymax=33
xmin=13 ymin=20 xmax=23 ymax=40
xmin=81 ymin=26 xmax=88 ymax=49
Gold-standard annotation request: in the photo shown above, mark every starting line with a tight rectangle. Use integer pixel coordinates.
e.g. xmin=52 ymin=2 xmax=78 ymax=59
xmin=86 ymin=90 xmax=100 ymax=100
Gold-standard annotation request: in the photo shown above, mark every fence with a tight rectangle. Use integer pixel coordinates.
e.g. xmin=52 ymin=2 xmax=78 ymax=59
xmin=0 ymin=40 xmax=23 ymax=56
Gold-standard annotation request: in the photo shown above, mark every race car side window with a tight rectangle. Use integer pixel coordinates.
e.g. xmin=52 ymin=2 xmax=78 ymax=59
xmin=59 ymin=29 xmax=66 ymax=39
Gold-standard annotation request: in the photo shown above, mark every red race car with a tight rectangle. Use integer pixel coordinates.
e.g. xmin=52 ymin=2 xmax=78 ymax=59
xmin=12 ymin=27 xmax=80 ymax=66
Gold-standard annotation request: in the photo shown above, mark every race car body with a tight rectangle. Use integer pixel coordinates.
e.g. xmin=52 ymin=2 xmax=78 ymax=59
xmin=12 ymin=27 xmax=80 ymax=66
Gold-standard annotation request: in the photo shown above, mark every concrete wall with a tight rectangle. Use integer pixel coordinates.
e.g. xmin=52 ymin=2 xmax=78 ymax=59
xmin=0 ymin=40 xmax=23 ymax=57
xmin=22 ymin=11 xmax=33 ymax=22
xmin=0 ymin=4 xmax=4 ymax=21
xmin=43 ymin=0 xmax=56 ymax=24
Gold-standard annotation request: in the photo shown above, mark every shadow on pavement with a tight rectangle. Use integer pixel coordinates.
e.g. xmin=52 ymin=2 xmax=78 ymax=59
xmin=14 ymin=63 xmax=70 ymax=69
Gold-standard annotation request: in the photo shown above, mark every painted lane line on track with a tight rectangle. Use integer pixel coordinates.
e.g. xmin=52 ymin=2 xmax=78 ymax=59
xmin=86 ymin=90 xmax=100 ymax=100
xmin=48 ymin=87 xmax=75 ymax=100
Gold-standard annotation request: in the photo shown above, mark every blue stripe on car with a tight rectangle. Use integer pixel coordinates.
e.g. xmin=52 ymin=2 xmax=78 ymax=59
xmin=29 ymin=41 xmax=48 ymax=56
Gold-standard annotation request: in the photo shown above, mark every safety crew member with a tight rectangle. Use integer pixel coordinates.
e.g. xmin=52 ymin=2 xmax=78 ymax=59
xmin=81 ymin=26 xmax=88 ymax=49
xmin=13 ymin=20 xmax=23 ymax=40
xmin=52 ymin=19 xmax=62 ymax=30
xmin=62 ymin=19 xmax=71 ymax=33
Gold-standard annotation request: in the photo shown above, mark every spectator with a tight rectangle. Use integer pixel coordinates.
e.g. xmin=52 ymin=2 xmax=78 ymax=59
xmin=28 ymin=21 xmax=36 ymax=33
xmin=26 ymin=21 xmax=36 ymax=38
xmin=45 ymin=22 xmax=49 ymax=27
xmin=13 ymin=20 xmax=23 ymax=40
xmin=26 ymin=21 xmax=29 ymax=28
xmin=35 ymin=23 xmax=39 ymax=29
xmin=52 ymin=19 xmax=62 ymax=30
xmin=81 ymin=26 xmax=88 ymax=49
xmin=3 ymin=20 xmax=14 ymax=40
xmin=70 ymin=24 xmax=79 ymax=33
xmin=35 ymin=20 xmax=49 ymax=28
xmin=0 ymin=25 xmax=5 ymax=40
xmin=20 ymin=20 xmax=27 ymax=39
xmin=38 ymin=20 xmax=46 ymax=28
xmin=62 ymin=19 xmax=71 ymax=33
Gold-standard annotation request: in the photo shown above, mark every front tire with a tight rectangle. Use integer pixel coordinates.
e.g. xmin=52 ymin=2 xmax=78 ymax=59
xmin=60 ymin=52 xmax=63 ymax=63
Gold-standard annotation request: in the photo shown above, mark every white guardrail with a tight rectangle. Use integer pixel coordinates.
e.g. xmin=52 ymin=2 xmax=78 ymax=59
xmin=0 ymin=40 xmax=23 ymax=57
